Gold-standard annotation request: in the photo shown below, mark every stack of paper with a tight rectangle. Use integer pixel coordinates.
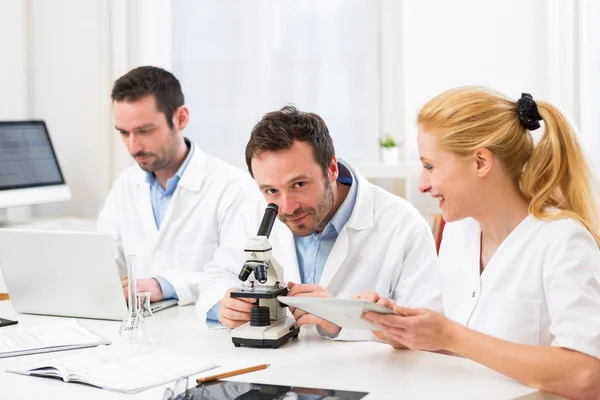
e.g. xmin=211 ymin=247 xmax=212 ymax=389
xmin=8 ymin=345 xmax=219 ymax=394
xmin=0 ymin=319 xmax=110 ymax=358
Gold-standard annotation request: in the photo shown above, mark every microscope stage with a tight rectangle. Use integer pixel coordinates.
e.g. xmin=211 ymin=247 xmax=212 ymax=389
xmin=230 ymin=286 xmax=288 ymax=299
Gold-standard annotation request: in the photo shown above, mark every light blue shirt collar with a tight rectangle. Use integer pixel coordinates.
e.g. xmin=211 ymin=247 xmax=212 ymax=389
xmin=324 ymin=161 xmax=355 ymax=235
xmin=145 ymin=138 xmax=194 ymax=192
xmin=292 ymin=160 xmax=357 ymax=286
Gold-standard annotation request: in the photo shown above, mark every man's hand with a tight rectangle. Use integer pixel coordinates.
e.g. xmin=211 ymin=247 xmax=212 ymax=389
xmin=219 ymin=287 xmax=256 ymax=329
xmin=286 ymin=282 xmax=341 ymax=336
xmin=121 ymin=278 xmax=163 ymax=302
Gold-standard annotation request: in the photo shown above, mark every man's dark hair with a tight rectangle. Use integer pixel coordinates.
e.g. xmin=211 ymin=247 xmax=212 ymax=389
xmin=245 ymin=105 xmax=335 ymax=177
xmin=111 ymin=66 xmax=184 ymax=129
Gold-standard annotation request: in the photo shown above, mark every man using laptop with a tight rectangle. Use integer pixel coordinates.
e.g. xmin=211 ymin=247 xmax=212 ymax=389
xmin=98 ymin=66 xmax=263 ymax=309
xmin=196 ymin=106 xmax=441 ymax=340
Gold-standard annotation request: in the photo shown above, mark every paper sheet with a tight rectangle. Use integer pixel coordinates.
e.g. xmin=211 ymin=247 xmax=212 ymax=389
xmin=10 ymin=345 xmax=219 ymax=393
xmin=0 ymin=319 xmax=106 ymax=355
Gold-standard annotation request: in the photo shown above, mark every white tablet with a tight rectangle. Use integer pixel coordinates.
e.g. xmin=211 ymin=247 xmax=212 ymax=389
xmin=277 ymin=296 xmax=397 ymax=330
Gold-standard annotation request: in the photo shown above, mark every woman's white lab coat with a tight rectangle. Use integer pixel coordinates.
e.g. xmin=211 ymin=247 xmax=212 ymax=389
xmin=440 ymin=215 xmax=600 ymax=359
xmin=196 ymin=159 xmax=441 ymax=340
xmin=97 ymin=145 xmax=264 ymax=306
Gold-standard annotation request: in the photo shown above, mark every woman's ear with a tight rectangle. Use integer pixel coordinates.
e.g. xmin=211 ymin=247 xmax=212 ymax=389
xmin=474 ymin=148 xmax=493 ymax=178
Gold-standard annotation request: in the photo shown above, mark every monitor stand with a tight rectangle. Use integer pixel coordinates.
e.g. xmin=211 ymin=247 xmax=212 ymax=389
xmin=0 ymin=207 xmax=33 ymax=228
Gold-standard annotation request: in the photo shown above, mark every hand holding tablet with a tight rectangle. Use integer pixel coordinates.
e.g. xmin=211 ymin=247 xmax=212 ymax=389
xmin=277 ymin=296 xmax=398 ymax=331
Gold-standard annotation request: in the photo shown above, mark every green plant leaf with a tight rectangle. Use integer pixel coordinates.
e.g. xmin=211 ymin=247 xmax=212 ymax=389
xmin=379 ymin=135 xmax=397 ymax=148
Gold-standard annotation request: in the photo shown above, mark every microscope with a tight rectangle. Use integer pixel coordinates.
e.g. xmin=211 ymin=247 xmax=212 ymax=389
xmin=230 ymin=203 xmax=300 ymax=349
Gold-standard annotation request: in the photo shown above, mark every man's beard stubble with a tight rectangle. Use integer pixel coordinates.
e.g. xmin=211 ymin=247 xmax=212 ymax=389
xmin=132 ymin=129 xmax=177 ymax=173
xmin=279 ymin=181 xmax=335 ymax=237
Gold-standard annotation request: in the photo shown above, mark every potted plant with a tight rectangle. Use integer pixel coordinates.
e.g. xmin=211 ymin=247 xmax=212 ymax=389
xmin=379 ymin=134 xmax=400 ymax=166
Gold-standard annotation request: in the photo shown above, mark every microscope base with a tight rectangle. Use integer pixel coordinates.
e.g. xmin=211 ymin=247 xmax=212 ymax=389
xmin=231 ymin=317 xmax=300 ymax=349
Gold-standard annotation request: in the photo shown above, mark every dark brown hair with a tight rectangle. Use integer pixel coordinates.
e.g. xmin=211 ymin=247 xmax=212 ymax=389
xmin=245 ymin=105 xmax=335 ymax=177
xmin=111 ymin=66 xmax=184 ymax=129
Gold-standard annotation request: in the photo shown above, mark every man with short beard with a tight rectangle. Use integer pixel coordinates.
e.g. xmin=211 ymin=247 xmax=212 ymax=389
xmin=197 ymin=106 xmax=440 ymax=341
xmin=98 ymin=66 xmax=263 ymax=310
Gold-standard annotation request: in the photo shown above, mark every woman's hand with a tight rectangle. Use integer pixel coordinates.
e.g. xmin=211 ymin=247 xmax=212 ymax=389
xmin=355 ymin=291 xmax=381 ymax=303
xmin=356 ymin=296 xmax=406 ymax=349
xmin=363 ymin=298 xmax=459 ymax=352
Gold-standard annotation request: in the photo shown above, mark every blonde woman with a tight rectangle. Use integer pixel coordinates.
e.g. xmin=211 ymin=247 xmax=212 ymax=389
xmin=361 ymin=87 xmax=600 ymax=399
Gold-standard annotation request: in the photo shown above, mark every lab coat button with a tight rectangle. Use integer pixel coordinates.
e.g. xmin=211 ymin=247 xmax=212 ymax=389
xmin=472 ymin=291 xmax=476 ymax=297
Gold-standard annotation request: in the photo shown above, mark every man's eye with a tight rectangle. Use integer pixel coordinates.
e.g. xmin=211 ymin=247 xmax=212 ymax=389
xmin=293 ymin=182 xmax=306 ymax=188
xmin=139 ymin=129 xmax=151 ymax=134
xmin=265 ymin=189 xmax=277 ymax=195
xmin=423 ymin=163 xmax=433 ymax=171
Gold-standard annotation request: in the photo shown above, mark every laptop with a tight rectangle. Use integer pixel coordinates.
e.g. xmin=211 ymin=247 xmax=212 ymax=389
xmin=0 ymin=229 xmax=177 ymax=320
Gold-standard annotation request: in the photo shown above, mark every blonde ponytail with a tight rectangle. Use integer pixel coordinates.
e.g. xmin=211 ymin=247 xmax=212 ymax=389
xmin=521 ymin=102 xmax=600 ymax=245
xmin=418 ymin=86 xmax=600 ymax=246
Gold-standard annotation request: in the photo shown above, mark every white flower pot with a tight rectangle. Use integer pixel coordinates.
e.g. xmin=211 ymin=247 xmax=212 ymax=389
xmin=380 ymin=147 xmax=399 ymax=166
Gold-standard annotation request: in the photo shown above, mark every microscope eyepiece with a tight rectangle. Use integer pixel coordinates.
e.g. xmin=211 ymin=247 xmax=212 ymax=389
xmin=257 ymin=203 xmax=278 ymax=238
xmin=254 ymin=263 xmax=268 ymax=284
xmin=238 ymin=265 xmax=253 ymax=282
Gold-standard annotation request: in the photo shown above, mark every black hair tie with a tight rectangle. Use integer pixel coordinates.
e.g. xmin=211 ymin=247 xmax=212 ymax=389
xmin=517 ymin=93 xmax=542 ymax=131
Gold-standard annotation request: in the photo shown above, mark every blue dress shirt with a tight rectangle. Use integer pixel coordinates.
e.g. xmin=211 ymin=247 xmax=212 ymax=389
xmin=293 ymin=162 xmax=356 ymax=285
xmin=147 ymin=139 xmax=194 ymax=300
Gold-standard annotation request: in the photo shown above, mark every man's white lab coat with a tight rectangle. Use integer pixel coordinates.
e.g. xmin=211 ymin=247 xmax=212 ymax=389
xmin=98 ymin=144 xmax=263 ymax=305
xmin=196 ymin=159 xmax=440 ymax=340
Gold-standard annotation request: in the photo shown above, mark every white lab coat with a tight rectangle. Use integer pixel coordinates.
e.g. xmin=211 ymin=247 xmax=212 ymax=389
xmin=440 ymin=215 xmax=600 ymax=359
xmin=196 ymin=158 xmax=441 ymax=340
xmin=97 ymin=144 xmax=264 ymax=306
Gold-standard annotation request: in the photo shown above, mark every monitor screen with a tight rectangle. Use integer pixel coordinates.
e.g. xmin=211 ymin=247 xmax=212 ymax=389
xmin=0 ymin=121 xmax=65 ymax=189
xmin=0 ymin=121 xmax=70 ymax=208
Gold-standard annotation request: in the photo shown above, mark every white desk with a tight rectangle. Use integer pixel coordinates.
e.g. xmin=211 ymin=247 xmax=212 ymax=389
xmin=0 ymin=301 xmax=548 ymax=399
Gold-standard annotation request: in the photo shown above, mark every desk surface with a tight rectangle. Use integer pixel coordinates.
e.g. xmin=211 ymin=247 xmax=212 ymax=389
xmin=0 ymin=301 xmax=545 ymax=400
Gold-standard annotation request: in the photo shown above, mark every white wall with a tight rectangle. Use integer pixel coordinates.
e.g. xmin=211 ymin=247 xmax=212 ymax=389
xmin=0 ymin=1 xmax=114 ymax=219
xmin=395 ymin=0 xmax=565 ymax=214
xmin=0 ymin=1 xmax=31 ymax=293
xmin=28 ymin=0 xmax=113 ymax=218
xmin=171 ymin=1 xmax=381 ymax=170
xmin=0 ymin=0 xmax=29 ymax=120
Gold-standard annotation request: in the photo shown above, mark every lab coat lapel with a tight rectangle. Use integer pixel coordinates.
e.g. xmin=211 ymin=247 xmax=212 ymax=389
xmin=319 ymin=228 xmax=349 ymax=288
xmin=133 ymin=169 xmax=159 ymax=245
xmin=282 ymin=228 xmax=301 ymax=285
xmin=272 ymin=221 xmax=301 ymax=284
xmin=318 ymin=158 xmax=374 ymax=288
xmin=153 ymin=145 xmax=207 ymax=248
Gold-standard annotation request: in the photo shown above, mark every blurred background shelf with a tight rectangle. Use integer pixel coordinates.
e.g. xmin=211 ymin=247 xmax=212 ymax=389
xmin=358 ymin=162 xmax=422 ymax=180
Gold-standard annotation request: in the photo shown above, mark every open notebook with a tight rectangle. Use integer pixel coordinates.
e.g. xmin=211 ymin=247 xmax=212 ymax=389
xmin=0 ymin=319 xmax=109 ymax=358
xmin=8 ymin=345 xmax=219 ymax=394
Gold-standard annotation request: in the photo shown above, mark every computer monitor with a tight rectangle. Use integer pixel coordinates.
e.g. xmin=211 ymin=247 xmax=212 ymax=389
xmin=0 ymin=121 xmax=71 ymax=208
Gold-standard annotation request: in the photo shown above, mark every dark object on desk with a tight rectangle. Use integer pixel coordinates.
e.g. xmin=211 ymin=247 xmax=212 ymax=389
xmin=179 ymin=380 xmax=368 ymax=400
xmin=0 ymin=317 xmax=18 ymax=328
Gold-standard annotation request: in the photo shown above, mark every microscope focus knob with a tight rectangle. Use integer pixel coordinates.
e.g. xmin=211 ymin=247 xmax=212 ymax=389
xmin=250 ymin=306 xmax=271 ymax=327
